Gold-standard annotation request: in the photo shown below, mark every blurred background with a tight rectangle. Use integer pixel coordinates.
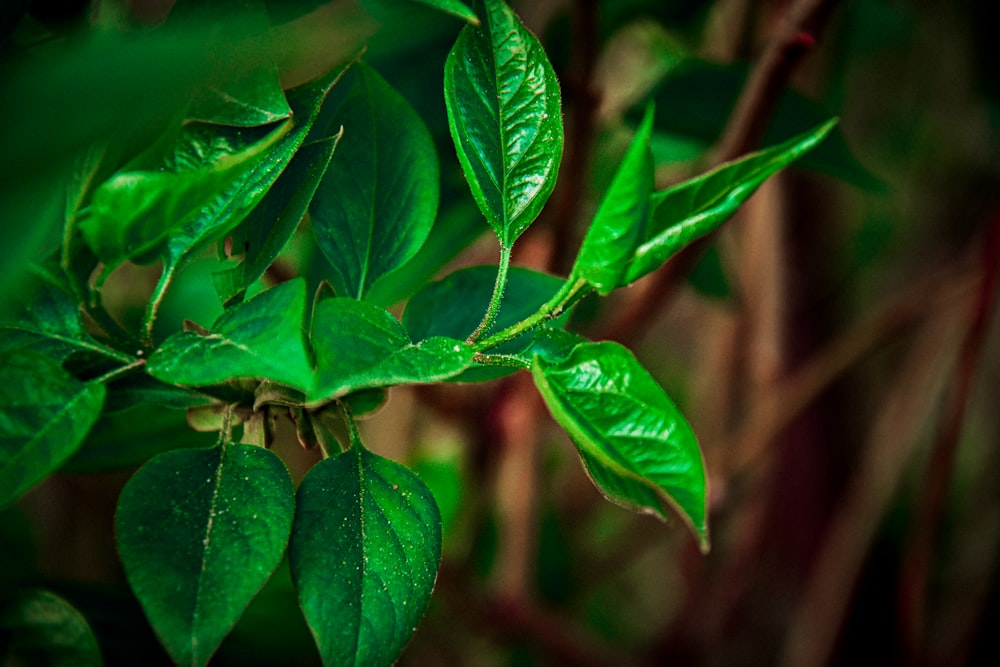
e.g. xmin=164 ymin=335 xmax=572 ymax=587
xmin=2 ymin=0 xmax=999 ymax=665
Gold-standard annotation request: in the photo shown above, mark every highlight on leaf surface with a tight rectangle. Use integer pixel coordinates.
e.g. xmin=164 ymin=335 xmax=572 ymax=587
xmin=444 ymin=0 xmax=563 ymax=246
xmin=531 ymin=341 xmax=709 ymax=550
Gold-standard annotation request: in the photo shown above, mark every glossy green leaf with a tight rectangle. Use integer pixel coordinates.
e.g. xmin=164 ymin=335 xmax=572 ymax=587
xmin=649 ymin=60 xmax=880 ymax=190
xmin=620 ymin=119 xmax=835 ymax=287
xmin=312 ymin=63 xmax=439 ymax=299
xmin=444 ymin=0 xmax=563 ymax=246
xmin=410 ymin=0 xmax=478 ymax=23
xmin=289 ymin=446 xmax=442 ymax=667
xmin=309 ymin=297 xmax=473 ymax=404
xmin=78 ymin=120 xmax=292 ymax=268
xmin=187 ymin=64 xmax=292 ymax=127
xmin=116 ymin=443 xmax=294 ymax=667
xmin=156 ymin=58 xmax=358 ymax=276
xmin=214 ymin=133 xmax=342 ymax=305
xmin=532 ymin=341 xmax=708 ymax=549
xmin=0 ymin=267 xmax=131 ymax=363
xmin=147 ymin=279 xmax=312 ymax=392
xmin=572 ymin=105 xmax=655 ymax=294
xmin=0 ymin=351 xmax=105 ymax=507
xmin=403 ymin=265 xmax=568 ymax=380
xmin=0 ymin=589 xmax=103 ymax=667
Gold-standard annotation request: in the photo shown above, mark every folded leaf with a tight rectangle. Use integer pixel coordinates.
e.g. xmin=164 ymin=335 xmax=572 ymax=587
xmin=116 ymin=444 xmax=294 ymax=667
xmin=312 ymin=63 xmax=439 ymax=299
xmin=214 ymin=133 xmax=342 ymax=305
xmin=147 ymin=279 xmax=312 ymax=392
xmin=572 ymin=105 xmax=655 ymax=294
xmin=79 ymin=119 xmax=292 ymax=268
xmin=532 ymin=341 xmax=708 ymax=549
xmin=289 ymin=446 xmax=441 ymax=667
xmin=0 ymin=351 xmax=105 ymax=507
xmin=444 ymin=0 xmax=563 ymax=246
xmin=309 ymin=297 xmax=473 ymax=404
xmin=621 ymin=119 xmax=837 ymax=287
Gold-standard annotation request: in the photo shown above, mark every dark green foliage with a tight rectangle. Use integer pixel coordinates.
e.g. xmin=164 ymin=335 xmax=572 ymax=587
xmin=0 ymin=0 xmax=834 ymax=663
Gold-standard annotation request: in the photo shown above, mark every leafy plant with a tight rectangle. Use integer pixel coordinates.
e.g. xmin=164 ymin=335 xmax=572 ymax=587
xmin=0 ymin=0 xmax=834 ymax=664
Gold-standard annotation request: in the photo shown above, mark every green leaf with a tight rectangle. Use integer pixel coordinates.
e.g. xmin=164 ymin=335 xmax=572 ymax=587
xmin=572 ymin=105 xmax=655 ymax=294
xmin=309 ymin=297 xmax=473 ymax=404
xmin=621 ymin=119 xmax=836 ymax=287
xmin=156 ymin=58 xmax=359 ymax=277
xmin=187 ymin=64 xmax=292 ymax=127
xmin=649 ymin=60 xmax=880 ymax=190
xmin=0 ymin=266 xmax=131 ymax=364
xmin=147 ymin=279 xmax=312 ymax=392
xmin=0 ymin=351 xmax=106 ymax=507
xmin=409 ymin=0 xmax=478 ymax=23
xmin=115 ymin=443 xmax=294 ymax=667
xmin=78 ymin=119 xmax=292 ymax=269
xmin=312 ymin=63 xmax=439 ymax=300
xmin=531 ymin=341 xmax=708 ymax=549
xmin=62 ymin=402 xmax=215 ymax=474
xmin=101 ymin=373 xmax=214 ymax=413
xmin=403 ymin=265 xmax=569 ymax=380
xmin=364 ymin=200 xmax=486 ymax=308
xmin=444 ymin=0 xmax=563 ymax=246
xmin=0 ymin=589 xmax=104 ymax=667
xmin=214 ymin=133 xmax=343 ymax=305
xmin=289 ymin=446 xmax=442 ymax=667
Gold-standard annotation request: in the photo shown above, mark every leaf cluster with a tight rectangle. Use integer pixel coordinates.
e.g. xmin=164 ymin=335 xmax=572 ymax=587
xmin=0 ymin=0 xmax=834 ymax=664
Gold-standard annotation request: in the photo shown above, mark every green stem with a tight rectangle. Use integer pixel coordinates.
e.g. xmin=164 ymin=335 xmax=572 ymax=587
xmin=93 ymin=358 xmax=145 ymax=384
xmin=472 ymin=352 xmax=531 ymax=370
xmin=142 ymin=261 xmax=178 ymax=348
xmin=338 ymin=400 xmax=364 ymax=450
xmin=219 ymin=404 xmax=236 ymax=446
xmin=474 ymin=276 xmax=591 ymax=352
xmin=466 ymin=244 xmax=513 ymax=344
xmin=307 ymin=408 xmax=342 ymax=459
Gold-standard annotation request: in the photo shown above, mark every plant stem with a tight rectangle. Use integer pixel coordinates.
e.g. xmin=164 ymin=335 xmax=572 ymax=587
xmin=308 ymin=409 xmax=342 ymax=459
xmin=472 ymin=352 xmax=532 ymax=370
xmin=474 ymin=276 xmax=590 ymax=352
xmin=466 ymin=244 xmax=513 ymax=344
xmin=220 ymin=403 xmax=236 ymax=446
xmin=93 ymin=358 xmax=145 ymax=385
xmin=338 ymin=400 xmax=364 ymax=450
xmin=142 ymin=261 xmax=178 ymax=348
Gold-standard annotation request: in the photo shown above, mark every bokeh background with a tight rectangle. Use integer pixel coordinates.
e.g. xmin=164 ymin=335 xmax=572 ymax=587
xmin=2 ymin=0 xmax=999 ymax=665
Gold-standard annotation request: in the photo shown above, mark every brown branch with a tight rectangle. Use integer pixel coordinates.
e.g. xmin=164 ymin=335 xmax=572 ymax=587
xmin=599 ymin=0 xmax=843 ymax=344
xmin=723 ymin=267 xmax=980 ymax=479
xmin=546 ymin=0 xmax=601 ymax=274
xmin=897 ymin=213 xmax=1000 ymax=663
xmin=778 ymin=275 xmax=979 ymax=667
xmin=712 ymin=0 xmax=842 ymax=162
